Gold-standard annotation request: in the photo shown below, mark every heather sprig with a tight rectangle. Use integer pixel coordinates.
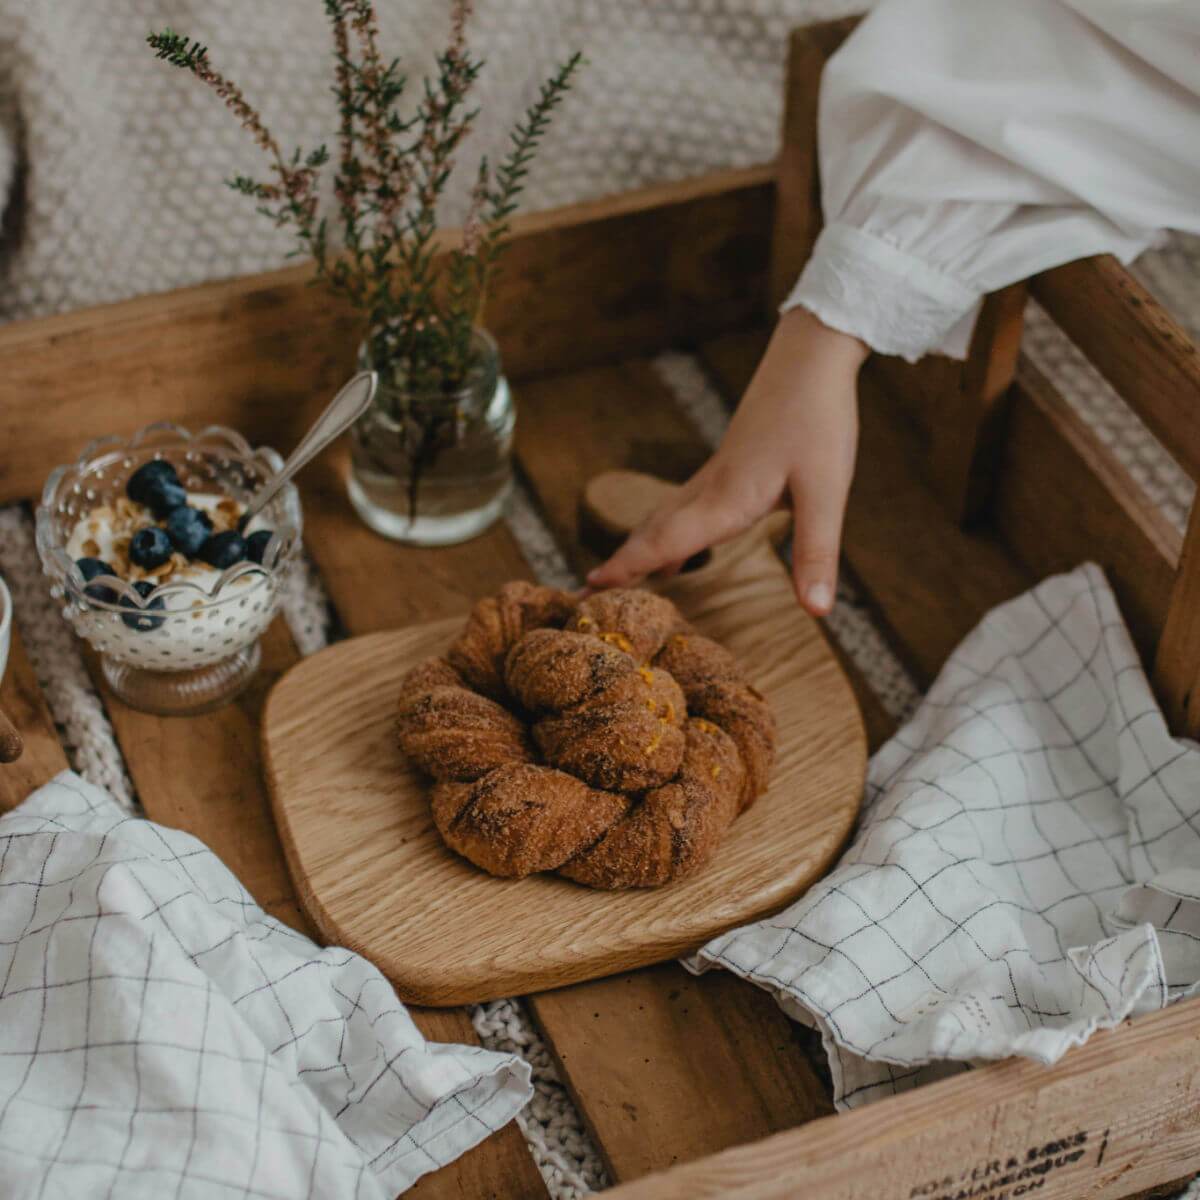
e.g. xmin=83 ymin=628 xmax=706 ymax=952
xmin=146 ymin=4 xmax=581 ymax=397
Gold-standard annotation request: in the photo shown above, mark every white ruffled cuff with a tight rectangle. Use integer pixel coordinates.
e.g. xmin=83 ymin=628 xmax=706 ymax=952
xmin=781 ymin=223 xmax=983 ymax=362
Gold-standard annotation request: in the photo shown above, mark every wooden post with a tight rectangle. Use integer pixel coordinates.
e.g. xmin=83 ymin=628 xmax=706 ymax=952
xmin=769 ymin=18 xmax=860 ymax=313
xmin=928 ymin=282 xmax=1027 ymax=524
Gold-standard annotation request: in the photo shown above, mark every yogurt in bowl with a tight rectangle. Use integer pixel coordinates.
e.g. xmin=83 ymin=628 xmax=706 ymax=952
xmin=36 ymin=422 xmax=302 ymax=716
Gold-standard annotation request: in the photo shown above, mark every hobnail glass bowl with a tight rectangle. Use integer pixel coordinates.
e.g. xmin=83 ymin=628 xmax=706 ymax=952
xmin=35 ymin=422 xmax=302 ymax=716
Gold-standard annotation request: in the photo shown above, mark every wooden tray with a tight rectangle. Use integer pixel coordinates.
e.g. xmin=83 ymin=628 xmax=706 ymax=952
xmin=6 ymin=23 xmax=1200 ymax=1188
xmin=262 ymin=470 xmax=865 ymax=1005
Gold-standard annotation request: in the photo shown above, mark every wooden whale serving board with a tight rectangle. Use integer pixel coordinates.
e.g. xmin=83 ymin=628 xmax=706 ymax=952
xmin=263 ymin=470 xmax=866 ymax=1005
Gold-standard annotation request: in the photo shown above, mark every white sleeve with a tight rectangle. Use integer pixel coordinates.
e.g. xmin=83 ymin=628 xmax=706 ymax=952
xmin=783 ymin=0 xmax=1200 ymax=361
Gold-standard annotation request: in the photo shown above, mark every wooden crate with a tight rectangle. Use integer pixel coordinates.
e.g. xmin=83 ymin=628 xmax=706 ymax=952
xmin=3 ymin=17 xmax=1200 ymax=1200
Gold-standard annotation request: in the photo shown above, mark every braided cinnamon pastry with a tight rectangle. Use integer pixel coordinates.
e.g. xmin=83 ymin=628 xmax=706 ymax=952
xmin=397 ymin=586 xmax=776 ymax=889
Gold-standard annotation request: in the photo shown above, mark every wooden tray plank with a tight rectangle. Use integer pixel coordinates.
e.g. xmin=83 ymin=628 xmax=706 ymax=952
xmin=849 ymin=341 xmax=1181 ymax=675
xmin=996 ymin=360 xmax=1179 ymax=667
xmin=513 ymin=362 xmax=855 ymax=1179
xmin=87 ymin=615 xmax=548 ymax=1199
xmin=0 ymin=632 xmax=70 ymax=810
xmin=301 ymin=449 xmax=533 ymax=632
xmin=0 ymin=166 xmax=771 ymax=508
xmin=1031 ymin=254 xmax=1200 ymax=483
xmin=532 ymin=963 xmax=833 ymax=1182
xmin=602 ymin=997 xmax=1200 ymax=1200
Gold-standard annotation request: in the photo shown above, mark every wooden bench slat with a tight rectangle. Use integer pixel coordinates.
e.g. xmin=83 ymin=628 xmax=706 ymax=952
xmin=529 ymin=965 xmax=832 ymax=1181
xmin=0 ymin=166 xmax=772 ymax=509
xmin=1031 ymin=255 xmax=1200 ymax=482
xmin=295 ymin=451 xmax=558 ymax=1197
xmin=85 ymin=621 xmax=312 ymax=928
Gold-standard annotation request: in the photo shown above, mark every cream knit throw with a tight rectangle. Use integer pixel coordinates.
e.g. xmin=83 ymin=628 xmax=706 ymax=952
xmin=0 ymin=0 xmax=862 ymax=321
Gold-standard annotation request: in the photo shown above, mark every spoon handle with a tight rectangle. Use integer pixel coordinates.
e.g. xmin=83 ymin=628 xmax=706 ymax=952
xmin=243 ymin=370 xmax=378 ymax=524
xmin=0 ymin=707 xmax=22 ymax=764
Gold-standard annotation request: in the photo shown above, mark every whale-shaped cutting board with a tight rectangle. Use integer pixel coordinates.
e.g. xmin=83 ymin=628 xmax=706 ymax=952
xmin=262 ymin=470 xmax=866 ymax=1005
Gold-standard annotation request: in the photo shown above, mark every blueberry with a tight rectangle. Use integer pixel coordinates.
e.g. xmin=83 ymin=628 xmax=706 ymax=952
xmin=129 ymin=526 xmax=174 ymax=570
xmin=245 ymin=529 xmax=274 ymax=565
xmin=75 ymin=556 xmax=118 ymax=605
xmin=126 ymin=459 xmax=186 ymax=518
xmin=165 ymin=505 xmax=214 ymax=558
xmin=120 ymin=580 xmax=166 ymax=632
xmin=198 ymin=530 xmax=247 ymax=570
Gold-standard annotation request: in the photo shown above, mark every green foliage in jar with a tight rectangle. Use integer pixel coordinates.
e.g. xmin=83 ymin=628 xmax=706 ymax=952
xmin=147 ymin=3 xmax=581 ymax=397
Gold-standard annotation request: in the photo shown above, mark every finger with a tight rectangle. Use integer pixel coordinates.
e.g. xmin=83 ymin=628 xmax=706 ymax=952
xmin=586 ymin=507 xmax=710 ymax=588
xmin=587 ymin=488 xmax=746 ymax=589
xmin=651 ymin=557 xmax=689 ymax=580
xmin=788 ymin=463 xmax=853 ymax=617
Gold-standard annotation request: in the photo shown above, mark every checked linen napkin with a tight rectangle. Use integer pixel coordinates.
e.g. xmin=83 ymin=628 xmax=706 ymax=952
xmin=691 ymin=563 xmax=1200 ymax=1109
xmin=0 ymin=771 xmax=531 ymax=1198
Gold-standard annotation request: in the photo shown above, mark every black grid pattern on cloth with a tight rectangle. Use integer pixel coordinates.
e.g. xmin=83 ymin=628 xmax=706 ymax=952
xmin=690 ymin=563 xmax=1200 ymax=1109
xmin=0 ymin=772 xmax=531 ymax=1197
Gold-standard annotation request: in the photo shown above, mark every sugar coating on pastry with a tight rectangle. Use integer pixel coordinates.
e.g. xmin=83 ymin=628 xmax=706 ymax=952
xmin=432 ymin=764 xmax=629 ymax=878
xmin=447 ymin=581 xmax=577 ymax=700
xmin=567 ymin=588 xmax=684 ymax=663
xmin=559 ymin=719 xmax=745 ymax=889
xmin=687 ymin=680 xmax=777 ymax=811
xmin=505 ymin=628 xmax=635 ymax=713
xmin=398 ymin=656 xmax=465 ymax=702
xmin=396 ymin=684 xmax=533 ymax=781
xmin=532 ymin=665 xmax=687 ymax=792
xmin=397 ymin=583 xmax=776 ymax=889
xmin=653 ymin=631 xmax=744 ymax=700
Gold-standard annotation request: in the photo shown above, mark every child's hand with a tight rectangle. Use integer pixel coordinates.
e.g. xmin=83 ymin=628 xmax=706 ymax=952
xmin=586 ymin=307 xmax=868 ymax=615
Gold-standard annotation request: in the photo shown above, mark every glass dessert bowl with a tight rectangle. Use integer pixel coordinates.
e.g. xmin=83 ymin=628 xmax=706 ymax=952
xmin=36 ymin=422 xmax=302 ymax=716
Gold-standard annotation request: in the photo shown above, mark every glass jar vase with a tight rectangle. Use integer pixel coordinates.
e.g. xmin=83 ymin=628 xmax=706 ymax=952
xmin=347 ymin=328 xmax=514 ymax=546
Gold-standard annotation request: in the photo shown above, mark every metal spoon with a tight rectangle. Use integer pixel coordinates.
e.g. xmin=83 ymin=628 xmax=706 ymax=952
xmin=241 ymin=370 xmax=378 ymax=526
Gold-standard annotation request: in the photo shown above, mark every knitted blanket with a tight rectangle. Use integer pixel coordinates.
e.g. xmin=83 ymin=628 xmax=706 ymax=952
xmin=0 ymin=0 xmax=860 ymax=322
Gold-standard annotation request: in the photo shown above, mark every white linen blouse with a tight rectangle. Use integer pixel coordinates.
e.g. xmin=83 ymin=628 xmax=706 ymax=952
xmin=783 ymin=0 xmax=1200 ymax=362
